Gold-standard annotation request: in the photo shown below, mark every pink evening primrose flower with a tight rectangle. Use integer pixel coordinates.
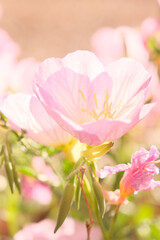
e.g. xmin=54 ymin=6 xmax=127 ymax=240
xmin=97 ymin=146 xmax=160 ymax=203
xmin=14 ymin=218 xmax=102 ymax=240
xmin=1 ymin=93 xmax=71 ymax=146
xmin=34 ymin=50 xmax=154 ymax=146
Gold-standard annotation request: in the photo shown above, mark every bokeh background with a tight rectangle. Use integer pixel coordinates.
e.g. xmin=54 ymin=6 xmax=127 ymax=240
xmin=1 ymin=0 xmax=159 ymax=60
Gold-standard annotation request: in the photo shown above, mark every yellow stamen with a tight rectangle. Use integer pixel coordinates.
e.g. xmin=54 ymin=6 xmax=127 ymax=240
xmin=94 ymin=93 xmax=99 ymax=110
xmin=79 ymin=89 xmax=87 ymax=103
xmin=81 ymin=109 xmax=98 ymax=120
xmin=79 ymin=88 xmax=116 ymax=120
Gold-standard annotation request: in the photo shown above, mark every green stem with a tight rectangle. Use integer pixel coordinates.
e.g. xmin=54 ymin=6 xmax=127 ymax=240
xmin=95 ymin=200 xmax=109 ymax=240
xmin=87 ymin=161 xmax=109 ymax=240
xmin=108 ymin=204 xmax=121 ymax=239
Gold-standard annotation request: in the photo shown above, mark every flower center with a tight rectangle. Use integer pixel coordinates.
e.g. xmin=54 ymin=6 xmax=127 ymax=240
xmin=79 ymin=89 xmax=116 ymax=120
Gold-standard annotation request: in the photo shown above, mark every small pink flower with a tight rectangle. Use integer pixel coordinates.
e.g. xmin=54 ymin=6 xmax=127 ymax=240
xmin=22 ymin=178 xmax=52 ymax=205
xmin=97 ymin=146 xmax=160 ymax=203
xmin=34 ymin=50 xmax=154 ymax=146
xmin=22 ymin=157 xmax=59 ymax=205
xmin=1 ymin=93 xmax=71 ymax=146
xmin=14 ymin=218 xmax=102 ymax=240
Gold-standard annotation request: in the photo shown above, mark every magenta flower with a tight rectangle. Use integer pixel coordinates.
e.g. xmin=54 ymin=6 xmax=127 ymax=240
xmin=14 ymin=218 xmax=102 ymax=240
xmin=1 ymin=93 xmax=71 ymax=146
xmin=34 ymin=50 xmax=154 ymax=146
xmin=97 ymin=146 xmax=160 ymax=203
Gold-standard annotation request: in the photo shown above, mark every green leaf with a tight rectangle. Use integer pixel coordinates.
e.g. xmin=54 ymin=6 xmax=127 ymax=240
xmin=5 ymin=161 xmax=14 ymax=193
xmin=92 ymin=177 xmax=105 ymax=218
xmin=12 ymin=162 xmax=21 ymax=193
xmin=54 ymin=182 xmax=74 ymax=233
xmin=17 ymin=166 xmax=37 ymax=178
xmin=74 ymin=176 xmax=81 ymax=210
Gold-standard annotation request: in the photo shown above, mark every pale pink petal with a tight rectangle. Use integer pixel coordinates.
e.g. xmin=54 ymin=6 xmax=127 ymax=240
xmin=9 ymin=58 xmax=38 ymax=94
xmin=146 ymin=180 xmax=160 ymax=191
xmin=121 ymin=27 xmax=148 ymax=63
xmin=14 ymin=218 xmax=102 ymax=240
xmin=1 ymin=93 xmax=71 ymax=146
xmin=62 ymin=50 xmax=105 ymax=80
xmin=30 ymin=95 xmax=71 ymax=146
xmin=91 ymin=27 xmax=125 ymax=65
xmin=139 ymin=103 xmax=156 ymax=120
xmin=35 ymin=57 xmax=63 ymax=84
xmin=32 ymin=157 xmax=59 ymax=184
xmin=96 ymin=163 xmax=130 ymax=178
xmin=141 ymin=18 xmax=160 ymax=39
xmin=35 ymin=67 xmax=94 ymax=123
xmin=30 ymin=182 xmax=52 ymax=205
xmin=106 ymin=58 xmax=151 ymax=109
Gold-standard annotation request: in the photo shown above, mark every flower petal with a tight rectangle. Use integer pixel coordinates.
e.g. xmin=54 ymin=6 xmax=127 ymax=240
xmin=62 ymin=50 xmax=105 ymax=80
xmin=91 ymin=27 xmax=125 ymax=65
xmin=1 ymin=93 xmax=71 ymax=146
xmin=96 ymin=163 xmax=130 ymax=178
xmin=106 ymin=58 xmax=151 ymax=109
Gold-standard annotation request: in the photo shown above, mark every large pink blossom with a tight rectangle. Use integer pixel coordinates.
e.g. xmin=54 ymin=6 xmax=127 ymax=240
xmin=1 ymin=93 xmax=71 ymax=146
xmin=34 ymin=50 xmax=154 ymax=146
xmin=14 ymin=218 xmax=102 ymax=240
xmin=97 ymin=146 xmax=160 ymax=203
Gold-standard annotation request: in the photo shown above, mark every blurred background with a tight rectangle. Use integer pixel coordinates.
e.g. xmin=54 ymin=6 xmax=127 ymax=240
xmin=1 ymin=0 xmax=160 ymax=60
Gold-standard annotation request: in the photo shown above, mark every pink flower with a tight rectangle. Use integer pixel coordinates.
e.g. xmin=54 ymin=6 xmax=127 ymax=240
xmin=91 ymin=25 xmax=160 ymax=101
xmin=1 ymin=93 xmax=71 ymax=146
xmin=14 ymin=218 xmax=102 ymax=240
xmin=34 ymin=50 xmax=154 ymax=146
xmin=22 ymin=178 xmax=52 ymax=205
xmin=97 ymin=146 xmax=160 ymax=203
xmin=91 ymin=27 xmax=148 ymax=65
xmin=141 ymin=18 xmax=160 ymax=41
xmin=22 ymin=157 xmax=59 ymax=205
